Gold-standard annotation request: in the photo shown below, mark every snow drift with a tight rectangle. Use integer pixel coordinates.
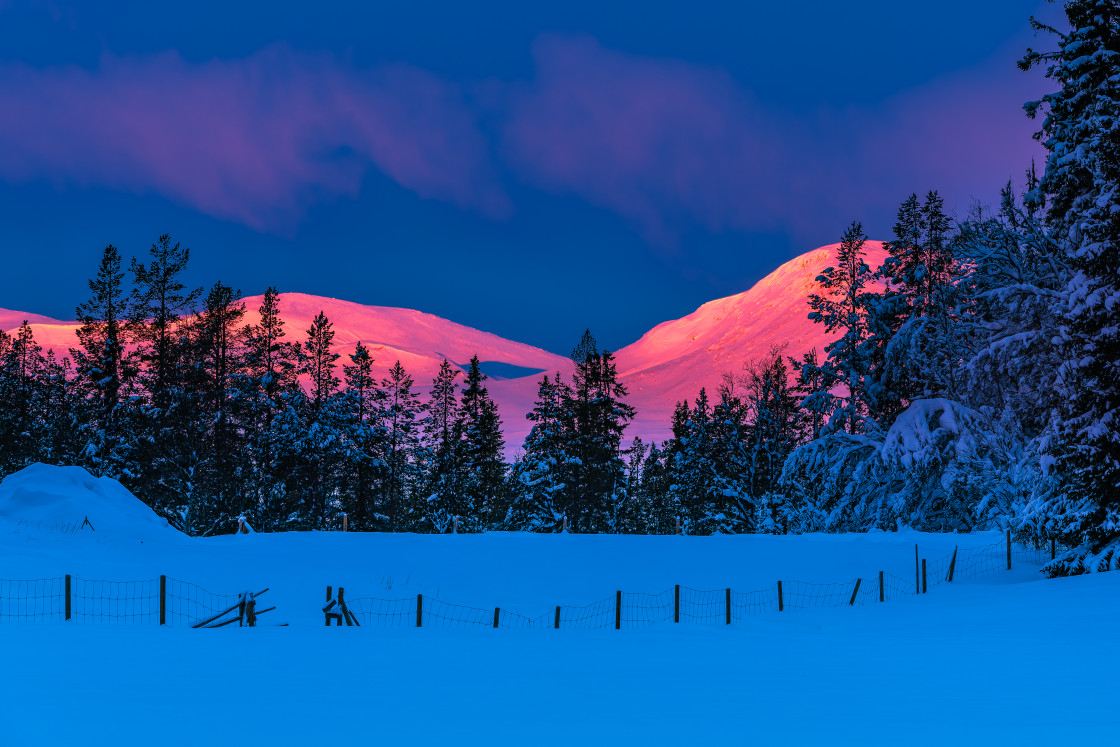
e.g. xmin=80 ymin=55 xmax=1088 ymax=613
xmin=0 ymin=463 xmax=182 ymax=542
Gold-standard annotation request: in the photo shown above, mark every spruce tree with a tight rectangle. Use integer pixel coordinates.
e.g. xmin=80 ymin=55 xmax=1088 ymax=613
xmin=381 ymin=361 xmax=424 ymax=531
xmin=1021 ymin=1 xmax=1120 ymax=572
xmin=72 ymin=245 xmax=134 ymax=478
xmin=421 ymin=359 xmax=462 ymax=531
xmin=457 ymin=355 xmax=506 ymax=530
xmin=340 ymin=342 xmax=386 ymax=530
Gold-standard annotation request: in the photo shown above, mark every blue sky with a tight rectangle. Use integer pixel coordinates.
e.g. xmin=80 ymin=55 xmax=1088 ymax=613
xmin=0 ymin=0 xmax=1058 ymax=353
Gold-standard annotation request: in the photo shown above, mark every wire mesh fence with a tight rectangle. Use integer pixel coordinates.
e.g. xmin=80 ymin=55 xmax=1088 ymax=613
xmin=0 ymin=575 xmax=251 ymax=627
xmin=0 ymin=537 xmax=1065 ymax=629
xmin=0 ymin=577 xmax=67 ymax=622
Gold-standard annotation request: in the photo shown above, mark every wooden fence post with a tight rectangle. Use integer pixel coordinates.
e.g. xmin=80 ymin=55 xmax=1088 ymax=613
xmin=65 ymin=574 xmax=71 ymax=621
xmin=342 ymin=513 xmax=348 ymax=532
xmin=675 ymin=517 xmax=682 ymax=535
xmin=416 ymin=594 xmax=423 ymax=628
xmin=725 ymin=588 xmax=731 ymax=625
xmin=878 ymin=571 xmax=884 ymax=602
xmin=159 ymin=575 xmax=166 ymax=625
xmin=947 ymin=547 xmax=958 ymax=583
xmin=1050 ymin=537 xmax=1056 ymax=560
xmin=336 ymin=587 xmax=346 ymax=626
xmin=562 ymin=516 xmax=567 ymax=533
xmin=493 ymin=608 xmax=500 ymax=629
xmin=921 ymin=559 xmax=927 ymax=594
xmin=615 ymin=591 xmax=622 ymax=630
xmin=1006 ymin=529 xmax=1012 ymax=570
xmin=325 ymin=586 xmax=332 ymax=626
xmin=849 ymin=578 xmax=862 ymax=606
xmin=777 ymin=580 xmax=784 ymax=612
xmin=554 ymin=606 xmax=561 ymax=629
xmin=453 ymin=516 xmax=459 ymax=534
xmin=674 ymin=585 xmax=680 ymax=623
xmin=914 ymin=544 xmax=920 ymax=594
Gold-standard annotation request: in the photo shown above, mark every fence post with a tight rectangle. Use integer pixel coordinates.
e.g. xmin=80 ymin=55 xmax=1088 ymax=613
xmin=1050 ymin=537 xmax=1056 ymax=560
xmin=914 ymin=544 xmax=920 ymax=594
xmin=947 ymin=547 xmax=958 ymax=583
xmin=615 ymin=590 xmax=622 ymax=630
xmin=65 ymin=574 xmax=71 ymax=621
xmin=453 ymin=516 xmax=459 ymax=534
xmin=674 ymin=585 xmax=680 ymax=623
xmin=159 ymin=575 xmax=166 ymax=625
xmin=342 ymin=513 xmax=348 ymax=532
xmin=675 ymin=517 xmax=682 ymax=535
xmin=777 ymin=580 xmax=783 ymax=612
xmin=325 ymin=586 xmax=333 ymax=626
xmin=562 ymin=516 xmax=567 ymax=533
xmin=554 ymin=606 xmax=560 ymax=630
xmin=725 ymin=588 xmax=731 ymax=625
xmin=878 ymin=571 xmax=884 ymax=602
xmin=849 ymin=578 xmax=862 ymax=606
xmin=416 ymin=594 xmax=423 ymax=628
xmin=921 ymin=559 xmax=927 ymax=594
xmin=1006 ymin=529 xmax=1012 ymax=570
xmin=493 ymin=607 xmax=499 ymax=629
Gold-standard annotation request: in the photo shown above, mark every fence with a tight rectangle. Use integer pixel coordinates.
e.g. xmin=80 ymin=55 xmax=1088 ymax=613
xmin=0 ymin=575 xmax=241 ymax=626
xmin=2 ymin=533 xmax=1063 ymax=629
xmin=344 ymin=531 xmax=1057 ymax=631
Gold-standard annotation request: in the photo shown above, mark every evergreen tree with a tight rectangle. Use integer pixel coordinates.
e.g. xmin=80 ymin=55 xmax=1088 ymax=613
xmin=806 ymin=221 xmax=873 ymax=434
xmin=72 ymin=245 xmax=134 ymax=478
xmin=505 ymin=373 xmax=574 ymax=531
xmin=339 ymin=342 xmax=387 ymax=530
xmin=420 ymin=359 xmax=462 ymax=531
xmin=381 ymin=360 xmax=424 ymax=531
xmin=457 ymin=356 xmax=506 ymax=530
xmin=1021 ymin=1 xmax=1120 ymax=572
xmin=567 ymin=342 xmax=635 ymax=532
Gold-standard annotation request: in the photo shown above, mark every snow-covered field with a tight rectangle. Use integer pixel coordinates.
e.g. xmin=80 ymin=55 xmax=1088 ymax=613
xmin=2 ymin=465 xmax=1116 ymax=744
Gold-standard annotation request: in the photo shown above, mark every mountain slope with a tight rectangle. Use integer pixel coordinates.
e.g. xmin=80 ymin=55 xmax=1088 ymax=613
xmin=612 ymin=241 xmax=887 ymax=443
xmin=1 ymin=242 xmax=882 ymax=449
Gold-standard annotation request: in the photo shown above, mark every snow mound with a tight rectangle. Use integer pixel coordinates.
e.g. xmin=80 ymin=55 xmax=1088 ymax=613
xmin=0 ymin=464 xmax=182 ymax=542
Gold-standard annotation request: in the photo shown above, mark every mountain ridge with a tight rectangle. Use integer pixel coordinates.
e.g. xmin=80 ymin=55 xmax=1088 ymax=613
xmin=1 ymin=242 xmax=885 ymax=447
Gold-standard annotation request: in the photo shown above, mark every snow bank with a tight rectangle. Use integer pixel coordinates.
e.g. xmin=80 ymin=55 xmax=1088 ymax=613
xmin=0 ymin=463 xmax=182 ymax=543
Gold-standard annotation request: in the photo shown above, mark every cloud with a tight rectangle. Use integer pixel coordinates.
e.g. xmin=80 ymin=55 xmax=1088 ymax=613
xmin=0 ymin=46 xmax=509 ymax=231
xmin=500 ymin=34 xmax=1045 ymax=246
xmin=501 ymin=35 xmax=794 ymax=245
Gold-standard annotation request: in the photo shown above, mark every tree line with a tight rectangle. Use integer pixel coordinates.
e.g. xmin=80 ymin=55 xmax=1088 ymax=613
xmin=0 ymin=2 xmax=1115 ymax=575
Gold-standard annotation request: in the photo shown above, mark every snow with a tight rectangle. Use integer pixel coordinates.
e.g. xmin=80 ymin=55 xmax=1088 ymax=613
xmin=1 ymin=465 xmax=1115 ymax=743
xmin=0 ymin=463 xmax=183 ymax=544
xmin=1 ymin=243 xmax=884 ymax=449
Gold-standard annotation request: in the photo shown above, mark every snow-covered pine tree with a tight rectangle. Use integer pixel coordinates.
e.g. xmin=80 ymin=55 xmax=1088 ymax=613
xmin=505 ymin=373 xmax=573 ymax=531
xmin=380 ymin=360 xmax=424 ymax=531
xmin=806 ymin=221 xmax=873 ymax=434
xmin=339 ymin=341 xmax=387 ymax=530
xmin=1021 ymin=0 xmax=1120 ymax=572
xmin=126 ymin=235 xmax=202 ymax=525
xmin=567 ymin=340 xmax=635 ymax=532
xmin=240 ymin=288 xmax=302 ymax=531
xmin=420 ymin=359 xmax=462 ymax=532
xmin=188 ymin=282 xmax=248 ymax=536
xmin=72 ymin=245 xmax=135 ymax=479
xmin=457 ymin=355 xmax=506 ymax=530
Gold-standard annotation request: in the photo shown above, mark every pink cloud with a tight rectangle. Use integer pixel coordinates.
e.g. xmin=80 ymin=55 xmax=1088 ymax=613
xmin=501 ymin=35 xmax=1045 ymax=246
xmin=0 ymin=46 xmax=509 ymax=231
xmin=501 ymin=35 xmax=793 ymax=244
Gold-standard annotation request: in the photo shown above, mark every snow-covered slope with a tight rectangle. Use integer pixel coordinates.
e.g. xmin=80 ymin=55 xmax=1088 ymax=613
xmin=1 ymin=243 xmax=884 ymax=448
xmin=612 ymin=241 xmax=887 ymax=442
xmin=0 ymin=463 xmax=182 ymax=543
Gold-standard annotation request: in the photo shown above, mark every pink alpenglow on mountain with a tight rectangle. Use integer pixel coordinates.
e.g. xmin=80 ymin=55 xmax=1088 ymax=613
xmin=1 ymin=242 xmax=884 ymax=449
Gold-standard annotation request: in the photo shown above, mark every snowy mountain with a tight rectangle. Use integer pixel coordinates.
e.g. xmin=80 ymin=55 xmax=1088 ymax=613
xmin=0 ymin=242 xmax=885 ymax=448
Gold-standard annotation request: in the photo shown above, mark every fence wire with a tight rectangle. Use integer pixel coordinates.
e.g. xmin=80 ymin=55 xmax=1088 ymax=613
xmin=165 ymin=578 xmax=241 ymax=628
xmin=0 ymin=577 xmax=66 ymax=622
xmin=621 ymin=590 xmax=674 ymax=629
xmin=0 ymin=539 xmax=1062 ymax=629
xmin=347 ymin=596 xmax=416 ymax=628
xmin=71 ymin=577 xmax=159 ymax=624
xmin=558 ymin=596 xmax=615 ymax=630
